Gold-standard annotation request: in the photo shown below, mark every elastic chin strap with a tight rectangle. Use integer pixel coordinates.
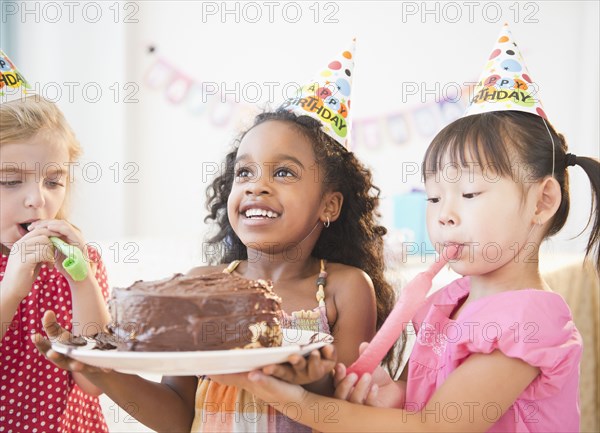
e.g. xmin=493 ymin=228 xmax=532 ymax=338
xmin=513 ymin=219 xmax=541 ymax=260
xmin=526 ymin=220 xmax=540 ymax=242
xmin=541 ymin=116 xmax=556 ymax=178
xmin=297 ymin=220 xmax=322 ymax=246
xmin=519 ymin=222 xmax=542 ymax=253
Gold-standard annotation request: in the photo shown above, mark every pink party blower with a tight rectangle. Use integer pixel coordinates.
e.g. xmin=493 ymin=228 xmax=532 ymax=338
xmin=347 ymin=245 xmax=459 ymax=377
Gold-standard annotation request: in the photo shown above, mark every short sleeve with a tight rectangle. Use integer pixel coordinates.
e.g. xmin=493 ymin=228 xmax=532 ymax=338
xmin=451 ymin=290 xmax=582 ymax=400
xmin=413 ymin=277 xmax=470 ymax=331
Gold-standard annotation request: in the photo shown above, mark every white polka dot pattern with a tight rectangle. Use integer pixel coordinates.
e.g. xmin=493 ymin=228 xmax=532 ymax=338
xmin=0 ymin=249 xmax=109 ymax=433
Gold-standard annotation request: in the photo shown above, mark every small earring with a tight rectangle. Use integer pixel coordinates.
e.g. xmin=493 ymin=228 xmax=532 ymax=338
xmin=537 ymin=218 xmax=542 ymax=225
xmin=324 ymin=216 xmax=330 ymax=228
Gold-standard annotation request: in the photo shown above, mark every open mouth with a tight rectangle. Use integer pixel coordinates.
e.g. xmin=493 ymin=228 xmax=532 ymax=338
xmin=243 ymin=208 xmax=280 ymax=219
xmin=18 ymin=221 xmax=35 ymax=233
xmin=444 ymin=241 xmax=467 ymax=247
xmin=443 ymin=242 xmax=467 ymax=256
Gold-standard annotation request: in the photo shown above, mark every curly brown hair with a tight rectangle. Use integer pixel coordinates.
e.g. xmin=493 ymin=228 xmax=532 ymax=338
xmin=204 ymin=109 xmax=398 ymax=370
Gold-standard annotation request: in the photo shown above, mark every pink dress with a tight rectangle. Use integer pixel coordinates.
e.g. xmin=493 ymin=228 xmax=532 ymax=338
xmin=406 ymin=277 xmax=582 ymax=433
xmin=0 ymin=249 xmax=109 ymax=433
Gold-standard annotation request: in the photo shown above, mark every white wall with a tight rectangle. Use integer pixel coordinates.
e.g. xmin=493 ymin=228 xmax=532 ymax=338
xmin=5 ymin=2 xmax=598 ymax=432
xmin=9 ymin=1 xmax=128 ymax=239
xmin=8 ymin=1 xmax=600 ymax=268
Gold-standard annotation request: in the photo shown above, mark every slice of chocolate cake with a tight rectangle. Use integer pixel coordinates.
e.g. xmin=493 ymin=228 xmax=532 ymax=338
xmin=109 ymin=272 xmax=282 ymax=351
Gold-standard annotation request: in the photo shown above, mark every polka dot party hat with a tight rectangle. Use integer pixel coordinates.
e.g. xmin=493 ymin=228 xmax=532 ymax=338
xmin=0 ymin=49 xmax=32 ymax=104
xmin=279 ymin=40 xmax=355 ymax=149
xmin=464 ymin=24 xmax=547 ymax=119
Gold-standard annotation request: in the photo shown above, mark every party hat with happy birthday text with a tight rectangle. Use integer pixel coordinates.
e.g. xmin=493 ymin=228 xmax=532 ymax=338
xmin=0 ymin=50 xmax=33 ymax=104
xmin=279 ymin=40 xmax=355 ymax=149
xmin=464 ymin=24 xmax=548 ymax=119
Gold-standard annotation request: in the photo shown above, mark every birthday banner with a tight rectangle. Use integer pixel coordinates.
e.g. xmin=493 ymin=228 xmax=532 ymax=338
xmin=351 ymin=96 xmax=470 ymax=151
xmin=143 ymin=54 xmax=261 ymax=130
xmin=143 ymin=53 xmax=472 ymax=150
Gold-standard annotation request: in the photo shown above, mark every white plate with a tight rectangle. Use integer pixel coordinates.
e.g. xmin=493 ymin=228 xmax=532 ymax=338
xmin=51 ymin=329 xmax=333 ymax=375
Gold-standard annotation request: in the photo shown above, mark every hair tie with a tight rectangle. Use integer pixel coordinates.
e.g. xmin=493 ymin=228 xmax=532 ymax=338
xmin=564 ymin=153 xmax=578 ymax=168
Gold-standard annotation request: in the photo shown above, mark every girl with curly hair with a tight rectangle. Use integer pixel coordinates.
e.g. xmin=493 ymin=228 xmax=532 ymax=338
xmin=35 ymin=104 xmax=397 ymax=432
xmin=224 ymin=25 xmax=598 ymax=433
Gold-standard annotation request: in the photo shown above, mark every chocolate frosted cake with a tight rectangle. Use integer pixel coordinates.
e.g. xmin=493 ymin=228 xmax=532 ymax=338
xmin=109 ymin=272 xmax=283 ymax=352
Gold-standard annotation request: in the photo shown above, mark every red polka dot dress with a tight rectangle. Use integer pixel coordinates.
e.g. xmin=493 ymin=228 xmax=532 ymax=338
xmin=0 ymin=249 xmax=109 ymax=433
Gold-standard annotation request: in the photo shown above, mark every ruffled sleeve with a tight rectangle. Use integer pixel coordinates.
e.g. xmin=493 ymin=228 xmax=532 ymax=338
xmin=451 ymin=290 xmax=582 ymax=400
xmin=412 ymin=277 xmax=470 ymax=332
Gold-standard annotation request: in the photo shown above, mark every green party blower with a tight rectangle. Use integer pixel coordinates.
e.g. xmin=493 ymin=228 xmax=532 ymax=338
xmin=49 ymin=237 xmax=88 ymax=281
xmin=347 ymin=244 xmax=459 ymax=377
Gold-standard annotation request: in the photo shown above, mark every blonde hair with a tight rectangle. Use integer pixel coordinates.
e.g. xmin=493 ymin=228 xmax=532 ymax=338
xmin=0 ymin=95 xmax=81 ymax=219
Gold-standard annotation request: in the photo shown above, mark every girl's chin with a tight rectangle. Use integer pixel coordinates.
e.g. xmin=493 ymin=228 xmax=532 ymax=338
xmin=446 ymin=255 xmax=477 ymax=274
